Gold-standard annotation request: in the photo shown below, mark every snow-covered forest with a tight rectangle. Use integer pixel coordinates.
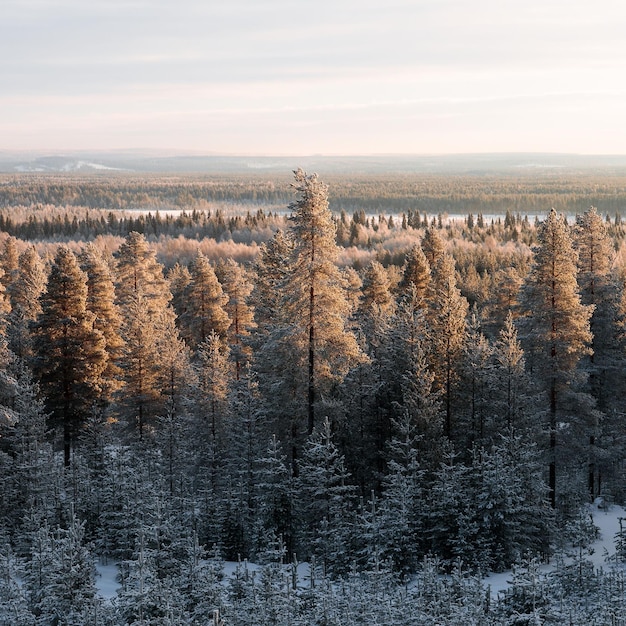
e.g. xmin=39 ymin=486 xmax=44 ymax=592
xmin=1 ymin=169 xmax=626 ymax=624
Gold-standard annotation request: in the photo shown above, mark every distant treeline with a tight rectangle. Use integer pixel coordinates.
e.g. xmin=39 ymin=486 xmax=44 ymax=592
xmin=3 ymin=172 xmax=626 ymax=215
xmin=0 ymin=207 xmax=281 ymax=242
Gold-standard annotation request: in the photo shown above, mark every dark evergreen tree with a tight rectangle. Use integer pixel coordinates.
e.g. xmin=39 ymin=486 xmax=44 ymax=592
xmin=32 ymin=247 xmax=107 ymax=466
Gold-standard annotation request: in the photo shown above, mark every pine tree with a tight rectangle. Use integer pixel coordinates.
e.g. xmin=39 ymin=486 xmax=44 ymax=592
xmin=458 ymin=308 xmax=494 ymax=448
xmin=116 ymin=293 xmax=163 ymax=439
xmin=167 ymin=261 xmax=192 ymax=321
xmin=296 ymin=417 xmax=355 ymax=577
xmin=181 ymin=252 xmax=230 ymax=349
xmin=215 ymin=258 xmax=255 ymax=379
xmin=574 ymin=206 xmax=625 ymax=497
xmin=7 ymin=246 xmax=46 ymax=359
xmin=31 ymin=247 xmax=107 ymax=466
xmin=79 ymin=244 xmax=124 ymax=403
xmin=376 ymin=408 xmax=425 ymax=577
xmin=24 ymin=512 xmax=100 ymax=625
xmin=360 ymin=261 xmax=394 ymax=319
xmin=520 ymin=209 xmax=593 ymax=508
xmin=398 ymin=244 xmax=430 ymax=303
xmin=0 ymin=236 xmax=19 ymax=291
xmin=252 ymin=229 xmax=293 ymax=335
xmin=114 ymin=231 xmax=186 ymax=439
xmin=426 ymin=254 xmax=468 ymax=440
xmin=253 ymin=435 xmax=295 ymax=557
xmin=114 ymin=231 xmax=172 ymax=315
xmin=5 ymin=358 xmax=56 ymax=534
xmin=283 ymin=169 xmax=363 ymax=436
xmin=492 ymin=310 xmax=532 ymax=432
xmin=196 ymin=332 xmax=230 ymax=442
xmin=421 ymin=228 xmax=446 ymax=268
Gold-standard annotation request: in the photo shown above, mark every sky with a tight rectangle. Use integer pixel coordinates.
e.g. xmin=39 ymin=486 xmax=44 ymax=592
xmin=2 ymin=0 xmax=626 ymax=155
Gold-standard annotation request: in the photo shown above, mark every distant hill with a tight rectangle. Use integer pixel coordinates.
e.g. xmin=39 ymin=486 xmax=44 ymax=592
xmin=3 ymin=151 xmax=626 ymax=175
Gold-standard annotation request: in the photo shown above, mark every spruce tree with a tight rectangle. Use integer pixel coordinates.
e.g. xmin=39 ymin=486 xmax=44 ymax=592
xmin=32 ymin=247 xmax=107 ymax=467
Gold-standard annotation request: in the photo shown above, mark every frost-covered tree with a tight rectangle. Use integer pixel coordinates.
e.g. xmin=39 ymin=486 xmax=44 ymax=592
xmin=375 ymin=409 xmax=425 ymax=577
xmin=7 ymin=246 xmax=46 ymax=359
xmin=458 ymin=308 xmax=494 ymax=448
xmin=215 ymin=258 xmax=255 ymax=379
xmin=520 ymin=209 xmax=593 ymax=508
xmin=116 ymin=293 xmax=162 ymax=439
xmin=32 ymin=247 xmax=107 ymax=466
xmin=296 ymin=417 xmax=355 ymax=577
xmin=492 ymin=310 xmax=530 ymax=431
xmin=574 ymin=206 xmax=626 ymax=497
xmin=114 ymin=231 xmax=171 ymax=314
xmin=181 ymin=252 xmax=230 ymax=349
xmin=253 ymin=435 xmax=295 ymax=557
xmin=426 ymin=254 xmax=468 ymax=440
xmin=398 ymin=243 xmax=430 ymax=303
xmin=24 ymin=512 xmax=100 ymax=626
xmin=421 ymin=227 xmax=446 ymax=268
xmin=79 ymin=244 xmax=124 ymax=403
xmin=283 ymin=170 xmax=364 ymax=436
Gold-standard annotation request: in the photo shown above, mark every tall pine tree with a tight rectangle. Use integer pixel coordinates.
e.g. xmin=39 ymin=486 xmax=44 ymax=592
xmin=32 ymin=247 xmax=107 ymax=467
xmin=520 ymin=209 xmax=593 ymax=507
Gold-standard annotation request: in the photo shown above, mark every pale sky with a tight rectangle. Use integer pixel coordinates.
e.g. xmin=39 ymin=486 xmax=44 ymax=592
xmin=2 ymin=0 xmax=626 ymax=155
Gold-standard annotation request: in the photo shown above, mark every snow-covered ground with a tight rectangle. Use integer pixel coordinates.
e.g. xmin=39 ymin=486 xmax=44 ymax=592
xmin=95 ymin=561 xmax=120 ymax=601
xmin=95 ymin=501 xmax=626 ymax=603
xmin=483 ymin=500 xmax=626 ymax=598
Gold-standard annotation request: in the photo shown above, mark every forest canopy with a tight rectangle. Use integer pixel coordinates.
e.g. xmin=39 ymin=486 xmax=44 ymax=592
xmin=0 ymin=169 xmax=625 ymax=624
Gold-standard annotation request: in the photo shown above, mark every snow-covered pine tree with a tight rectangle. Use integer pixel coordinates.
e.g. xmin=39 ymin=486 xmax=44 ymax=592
xmin=215 ymin=258 xmax=255 ymax=380
xmin=282 ymin=170 xmax=364 ymax=437
xmin=31 ymin=246 xmax=108 ymax=467
xmin=181 ymin=252 xmax=230 ymax=349
xmin=79 ymin=244 xmax=125 ymax=404
xmin=519 ymin=209 xmax=593 ymax=508
xmin=398 ymin=243 xmax=431 ymax=303
xmin=574 ymin=206 xmax=626 ymax=498
xmin=425 ymin=254 xmax=469 ymax=441
xmin=252 ymin=435 xmax=295 ymax=558
xmin=458 ymin=307 xmax=494 ymax=449
xmin=7 ymin=246 xmax=46 ymax=360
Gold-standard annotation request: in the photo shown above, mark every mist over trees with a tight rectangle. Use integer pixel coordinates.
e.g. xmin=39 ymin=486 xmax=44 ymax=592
xmin=0 ymin=170 xmax=626 ymax=623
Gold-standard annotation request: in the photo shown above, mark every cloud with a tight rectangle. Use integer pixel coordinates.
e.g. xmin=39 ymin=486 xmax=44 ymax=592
xmin=2 ymin=0 xmax=626 ymax=153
